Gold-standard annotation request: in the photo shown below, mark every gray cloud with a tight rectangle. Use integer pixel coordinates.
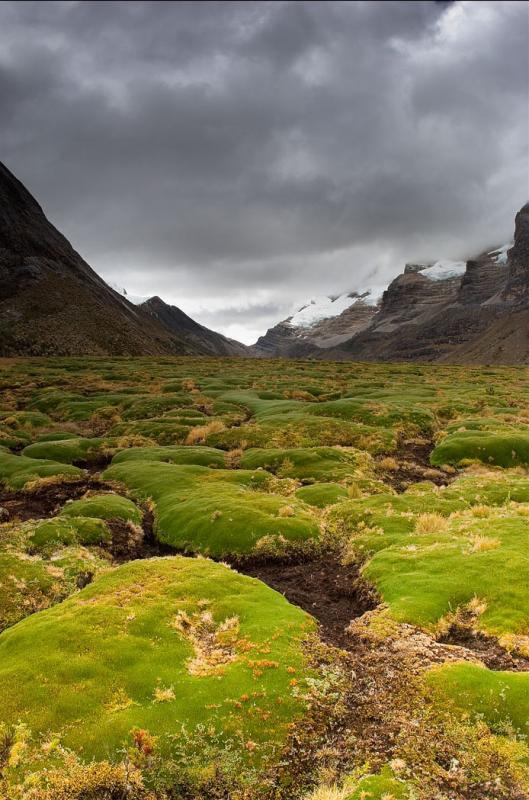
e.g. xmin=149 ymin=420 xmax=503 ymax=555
xmin=0 ymin=0 xmax=527 ymax=343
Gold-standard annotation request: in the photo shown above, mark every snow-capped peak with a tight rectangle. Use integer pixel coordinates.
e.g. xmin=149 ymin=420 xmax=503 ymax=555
xmin=419 ymin=260 xmax=467 ymax=281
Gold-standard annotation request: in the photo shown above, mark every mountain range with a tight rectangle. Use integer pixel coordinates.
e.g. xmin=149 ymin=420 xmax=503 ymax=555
xmin=1 ymin=160 xmax=527 ymax=364
xmin=252 ymin=209 xmax=529 ymax=364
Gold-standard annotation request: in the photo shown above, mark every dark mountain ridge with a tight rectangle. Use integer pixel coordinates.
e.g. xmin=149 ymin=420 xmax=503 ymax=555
xmin=0 ymin=162 xmax=247 ymax=357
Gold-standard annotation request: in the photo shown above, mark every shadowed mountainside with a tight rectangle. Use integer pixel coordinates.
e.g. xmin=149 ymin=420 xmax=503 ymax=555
xmin=0 ymin=162 xmax=247 ymax=357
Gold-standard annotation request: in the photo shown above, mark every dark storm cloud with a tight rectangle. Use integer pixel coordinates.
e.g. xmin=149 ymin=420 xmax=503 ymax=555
xmin=0 ymin=0 xmax=527 ymax=342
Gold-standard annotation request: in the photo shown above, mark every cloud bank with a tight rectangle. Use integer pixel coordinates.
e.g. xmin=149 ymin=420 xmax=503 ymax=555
xmin=1 ymin=0 xmax=527 ymax=342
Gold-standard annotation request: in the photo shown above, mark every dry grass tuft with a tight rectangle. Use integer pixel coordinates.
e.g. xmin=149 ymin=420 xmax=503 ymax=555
xmin=379 ymin=457 xmax=400 ymax=472
xmin=303 ymin=784 xmax=351 ymax=800
xmin=226 ymin=447 xmax=243 ymax=468
xmin=347 ymin=482 xmax=362 ymax=499
xmin=469 ymin=535 xmax=501 ymax=552
xmin=185 ymin=420 xmax=226 ymax=445
xmin=414 ymin=512 xmax=448 ymax=535
xmin=470 ymin=504 xmax=493 ymax=518
xmin=153 ymin=686 xmax=175 ymax=703
xmin=170 ymin=609 xmax=242 ymax=676
xmin=278 ymin=505 xmax=295 ymax=517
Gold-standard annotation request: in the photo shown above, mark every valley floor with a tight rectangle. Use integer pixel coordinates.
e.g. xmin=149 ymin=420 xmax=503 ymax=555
xmin=1 ymin=357 xmax=529 ymax=799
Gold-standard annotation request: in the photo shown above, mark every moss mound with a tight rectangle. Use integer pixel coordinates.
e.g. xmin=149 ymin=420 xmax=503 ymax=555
xmin=30 ymin=516 xmax=112 ymax=553
xmin=104 ymin=461 xmax=319 ymax=557
xmin=112 ymin=445 xmax=227 ymax=468
xmin=431 ymin=431 xmax=529 ymax=467
xmin=0 ymin=450 xmax=83 ymax=490
xmin=334 ymin=472 xmax=529 ymax=636
xmin=345 ymin=766 xmax=411 ymax=799
xmin=0 ymin=558 xmax=314 ymax=770
xmin=60 ymin=493 xmax=142 ymax=525
xmin=295 ymin=482 xmax=349 ymax=507
xmin=426 ymin=662 xmax=529 ymax=737
xmin=22 ymin=436 xmax=110 ymax=464
xmin=239 ymin=447 xmax=369 ymax=483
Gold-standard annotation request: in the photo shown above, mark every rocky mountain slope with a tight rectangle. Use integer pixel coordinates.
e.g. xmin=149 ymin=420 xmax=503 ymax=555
xmin=140 ymin=295 xmax=248 ymax=357
xmin=251 ymin=289 xmax=382 ymax=357
xmin=254 ymin=204 xmax=528 ymax=364
xmin=0 ymin=162 xmax=247 ymax=357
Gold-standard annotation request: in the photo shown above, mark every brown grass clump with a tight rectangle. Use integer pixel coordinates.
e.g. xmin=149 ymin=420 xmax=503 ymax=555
xmin=226 ymin=447 xmax=243 ymax=468
xmin=414 ymin=513 xmax=448 ymax=535
xmin=278 ymin=505 xmax=295 ymax=517
xmin=378 ymin=457 xmax=399 ymax=472
xmin=170 ymin=609 xmax=242 ymax=676
xmin=469 ymin=535 xmax=501 ymax=552
xmin=185 ymin=420 xmax=226 ymax=445
xmin=4 ymin=753 xmax=153 ymax=800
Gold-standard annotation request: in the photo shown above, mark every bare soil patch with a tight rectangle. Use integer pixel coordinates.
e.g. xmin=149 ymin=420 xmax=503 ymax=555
xmin=439 ymin=624 xmax=529 ymax=671
xmin=0 ymin=479 xmax=108 ymax=522
xmin=234 ymin=552 xmax=378 ymax=649
xmin=107 ymin=509 xmax=174 ymax=563
xmin=378 ymin=439 xmax=453 ymax=492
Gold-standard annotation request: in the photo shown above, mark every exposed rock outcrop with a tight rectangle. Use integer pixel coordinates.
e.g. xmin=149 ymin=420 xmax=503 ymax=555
xmin=502 ymin=203 xmax=529 ymax=304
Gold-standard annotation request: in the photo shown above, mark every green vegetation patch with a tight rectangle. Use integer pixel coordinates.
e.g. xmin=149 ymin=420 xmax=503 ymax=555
xmin=0 ymin=450 xmax=83 ymax=490
xmin=295 ymin=482 xmax=349 ymax=508
xmin=0 ymin=517 xmax=110 ymax=631
xmin=109 ymin=419 xmax=192 ymax=445
xmin=0 ymin=557 xmax=314 ymax=768
xmin=426 ymin=663 xmax=529 ymax=737
xmin=22 ymin=436 xmax=110 ymax=464
xmin=29 ymin=516 xmax=112 ymax=554
xmin=345 ymin=766 xmax=412 ymax=799
xmin=112 ymin=445 xmax=227 ymax=468
xmin=104 ymin=461 xmax=319 ymax=557
xmin=431 ymin=431 xmax=529 ymax=468
xmin=334 ymin=472 xmax=529 ymax=635
xmin=239 ymin=447 xmax=370 ymax=483
xmin=60 ymin=493 xmax=142 ymax=525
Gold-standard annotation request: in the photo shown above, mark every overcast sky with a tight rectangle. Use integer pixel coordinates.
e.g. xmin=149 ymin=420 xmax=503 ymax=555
xmin=1 ymin=1 xmax=528 ymax=343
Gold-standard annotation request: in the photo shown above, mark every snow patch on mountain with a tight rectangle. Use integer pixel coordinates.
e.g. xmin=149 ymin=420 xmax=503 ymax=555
xmin=108 ymin=282 xmax=150 ymax=305
xmin=357 ymin=285 xmax=387 ymax=306
xmin=488 ymin=243 xmax=512 ymax=265
xmin=288 ymin=294 xmax=356 ymax=328
xmin=419 ymin=260 xmax=467 ymax=281
xmin=287 ymin=286 xmax=386 ymax=329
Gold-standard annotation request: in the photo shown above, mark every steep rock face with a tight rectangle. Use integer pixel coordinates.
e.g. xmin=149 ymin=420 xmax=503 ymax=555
xmin=457 ymin=250 xmax=507 ymax=305
xmin=140 ymin=296 xmax=249 ymax=357
xmin=502 ymin=203 xmax=529 ymax=304
xmin=0 ymin=163 xmax=246 ymax=357
xmin=374 ymin=271 xmax=462 ymax=329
